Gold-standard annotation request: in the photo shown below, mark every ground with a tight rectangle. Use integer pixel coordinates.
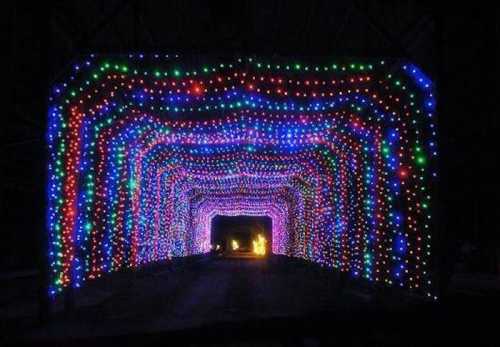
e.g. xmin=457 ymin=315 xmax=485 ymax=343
xmin=1 ymin=255 xmax=498 ymax=346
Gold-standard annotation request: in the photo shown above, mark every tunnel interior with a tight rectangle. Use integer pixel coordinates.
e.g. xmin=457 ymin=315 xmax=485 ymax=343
xmin=46 ymin=56 xmax=438 ymax=299
xmin=211 ymin=215 xmax=272 ymax=255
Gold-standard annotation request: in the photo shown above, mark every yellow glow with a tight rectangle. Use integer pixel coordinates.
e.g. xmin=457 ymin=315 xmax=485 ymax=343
xmin=231 ymin=239 xmax=239 ymax=251
xmin=252 ymin=234 xmax=267 ymax=256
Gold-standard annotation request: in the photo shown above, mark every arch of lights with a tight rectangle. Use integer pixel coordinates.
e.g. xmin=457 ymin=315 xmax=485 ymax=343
xmin=192 ymin=186 xmax=302 ymax=255
xmin=47 ymin=55 xmax=438 ymax=299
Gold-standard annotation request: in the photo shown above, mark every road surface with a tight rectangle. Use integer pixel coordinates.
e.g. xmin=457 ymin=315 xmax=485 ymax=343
xmin=5 ymin=255 xmax=494 ymax=346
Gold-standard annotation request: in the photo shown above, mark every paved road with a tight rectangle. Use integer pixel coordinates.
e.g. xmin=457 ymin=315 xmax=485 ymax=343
xmin=4 ymin=256 xmax=497 ymax=346
xmin=21 ymin=255 xmax=368 ymax=340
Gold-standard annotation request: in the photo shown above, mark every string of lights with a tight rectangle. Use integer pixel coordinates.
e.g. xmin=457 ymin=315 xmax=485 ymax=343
xmin=47 ymin=55 xmax=438 ymax=299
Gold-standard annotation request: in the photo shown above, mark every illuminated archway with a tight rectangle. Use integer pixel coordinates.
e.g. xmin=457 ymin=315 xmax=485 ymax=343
xmin=47 ymin=56 xmax=438 ymax=298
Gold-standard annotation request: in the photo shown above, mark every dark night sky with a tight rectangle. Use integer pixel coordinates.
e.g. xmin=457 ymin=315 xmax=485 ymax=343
xmin=2 ymin=1 xmax=498 ymax=274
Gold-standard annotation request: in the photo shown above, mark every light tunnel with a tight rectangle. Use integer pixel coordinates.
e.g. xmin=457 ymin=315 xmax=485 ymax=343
xmin=47 ymin=55 xmax=438 ymax=298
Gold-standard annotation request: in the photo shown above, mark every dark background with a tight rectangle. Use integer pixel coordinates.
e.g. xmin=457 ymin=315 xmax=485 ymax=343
xmin=2 ymin=1 xmax=498 ymax=292
xmin=211 ymin=216 xmax=272 ymax=252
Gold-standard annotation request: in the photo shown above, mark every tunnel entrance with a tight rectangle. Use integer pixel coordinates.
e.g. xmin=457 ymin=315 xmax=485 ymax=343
xmin=211 ymin=215 xmax=272 ymax=258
